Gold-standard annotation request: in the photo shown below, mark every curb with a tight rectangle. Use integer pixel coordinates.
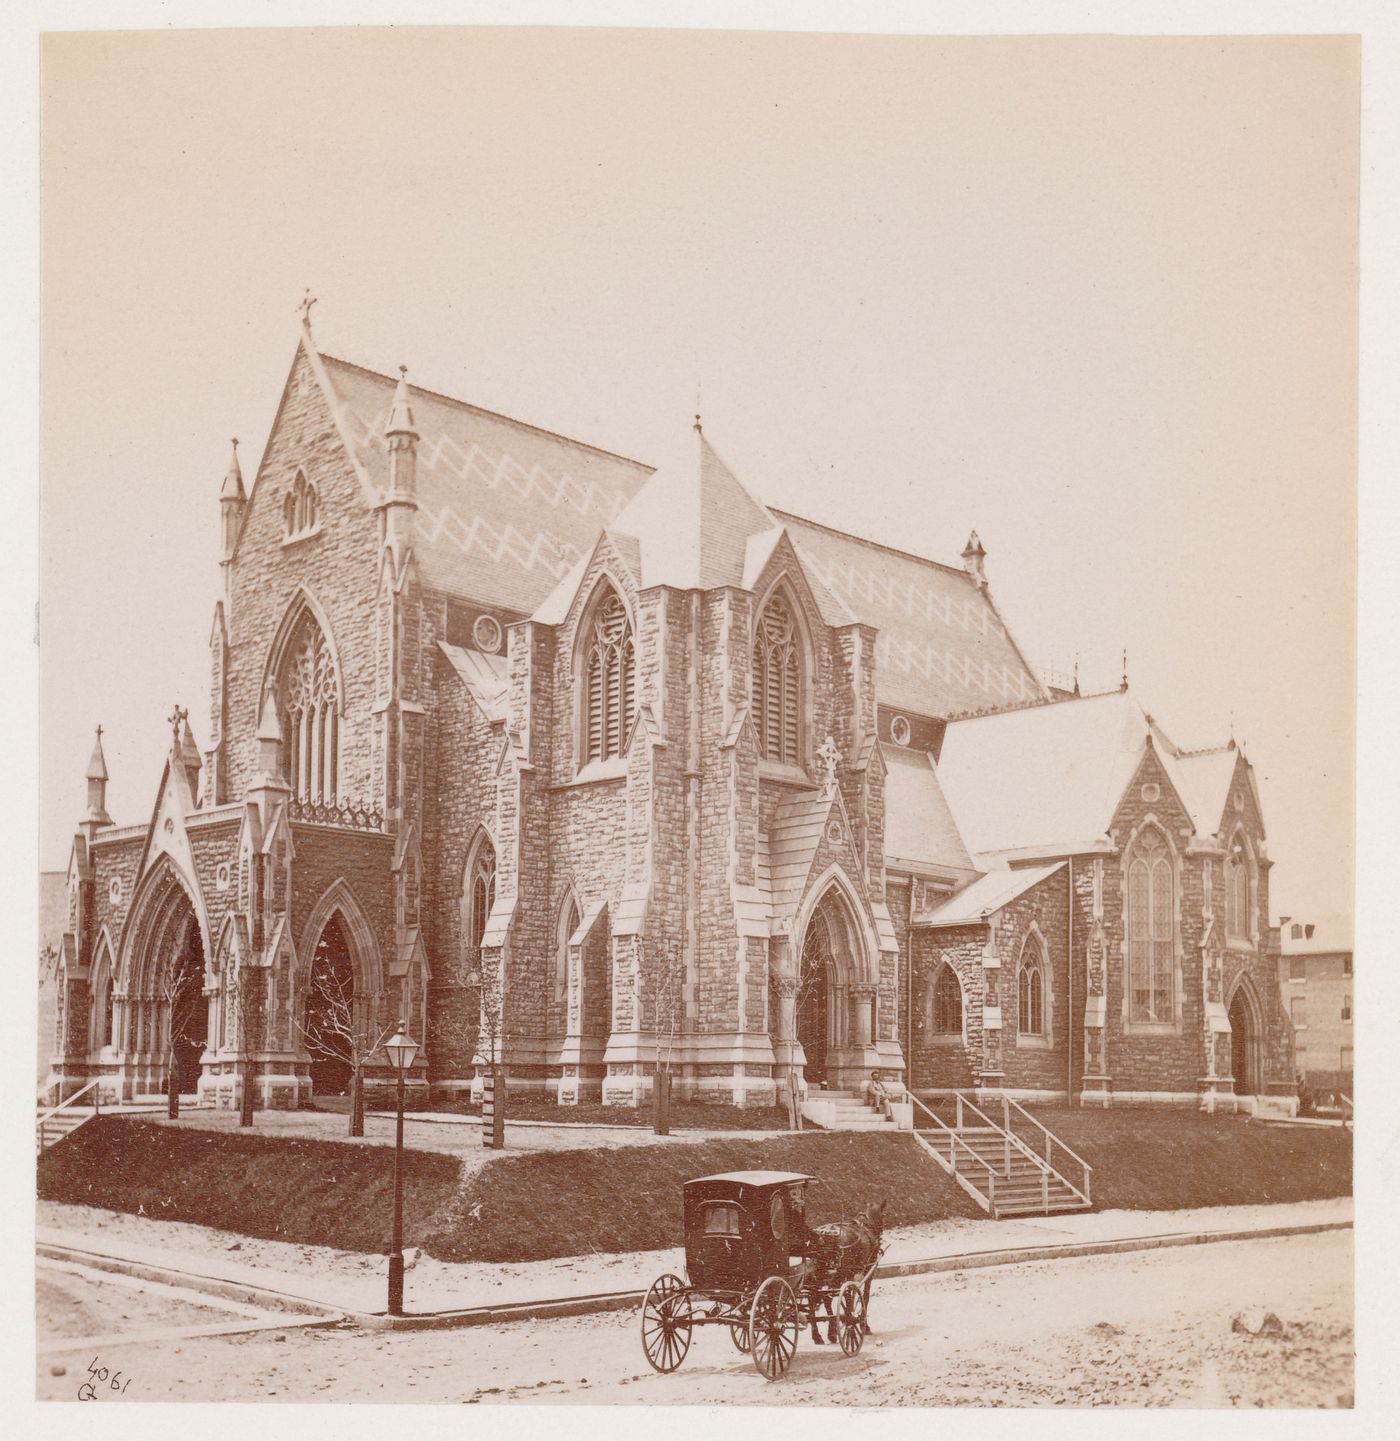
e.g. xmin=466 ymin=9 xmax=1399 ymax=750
xmin=40 ymin=1217 xmax=1351 ymax=1334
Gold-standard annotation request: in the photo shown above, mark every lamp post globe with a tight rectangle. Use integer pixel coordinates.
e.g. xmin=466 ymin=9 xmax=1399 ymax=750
xmin=384 ymin=1020 xmax=418 ymax=1316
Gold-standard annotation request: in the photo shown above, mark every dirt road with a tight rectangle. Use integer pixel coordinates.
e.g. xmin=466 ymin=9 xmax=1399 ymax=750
xmin=37 ymin=1230 xmax=1352 ymax=1406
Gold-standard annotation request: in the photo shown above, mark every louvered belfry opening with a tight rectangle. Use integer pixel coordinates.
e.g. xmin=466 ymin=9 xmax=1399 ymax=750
xmin=280 ymin=616 xmax=340 ymax=804
xmin=754 ymin=592 xmax=802 ymax=766
xmin=584 ymin=589 xmax=635 ymax=764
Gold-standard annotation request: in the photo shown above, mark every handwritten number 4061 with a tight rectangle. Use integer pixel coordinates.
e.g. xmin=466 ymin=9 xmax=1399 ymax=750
xmin=77 ymin=1357 xmax=131 ymax=1400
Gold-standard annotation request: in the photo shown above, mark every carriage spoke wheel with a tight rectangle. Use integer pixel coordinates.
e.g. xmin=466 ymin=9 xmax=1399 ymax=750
xmin=836 ymin=1281 xmax=867 ymax=1356
xmin=748 ymin=1277 xmax=798 ymax=1379
xmin=729 ymin=1321 xmax=751 ymax=1353
xmin=641 ymin=1274 xmax=693 ymax=1373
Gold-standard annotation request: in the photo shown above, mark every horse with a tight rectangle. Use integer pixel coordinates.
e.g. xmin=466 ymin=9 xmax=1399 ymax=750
xmin=804 ymin=1198 xmax=886 ymax=1344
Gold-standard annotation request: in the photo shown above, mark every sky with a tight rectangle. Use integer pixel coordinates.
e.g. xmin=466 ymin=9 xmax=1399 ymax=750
xmin=38 ymin=26 xmax=1358 ymax=921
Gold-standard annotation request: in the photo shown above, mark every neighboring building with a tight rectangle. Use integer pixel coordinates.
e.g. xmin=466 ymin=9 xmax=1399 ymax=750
xmin=45 ymin=320 xmax=1296 ymax=1113
xmin=1277 ymin=916 xmax=1353 ymax=1093
xmin=38 ymin=871 xmax=66 ymax=1083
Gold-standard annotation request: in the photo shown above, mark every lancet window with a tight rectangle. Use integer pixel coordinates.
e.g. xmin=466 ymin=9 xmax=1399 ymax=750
xmin=754 ymin=593 xmax=802 ymax=766
xmin=583 ymin=589 xmax=635 ymax=764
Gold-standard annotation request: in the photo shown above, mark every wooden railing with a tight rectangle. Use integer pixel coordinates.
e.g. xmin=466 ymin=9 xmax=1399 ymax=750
xmin=907 ymin=1092 xmax=1003 ymax=1211
xmin=35 ymin=1076 xmax=101 ymax=1152
xmin=996 ymin=1093 xmax=1093 ymax=1206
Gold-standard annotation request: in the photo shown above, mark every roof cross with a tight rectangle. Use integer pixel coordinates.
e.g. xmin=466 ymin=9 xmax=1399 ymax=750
xmin=168 ymin=704 xmax=188 ymax=743
xmin=298 ymin=289 xmax=318 ymax=330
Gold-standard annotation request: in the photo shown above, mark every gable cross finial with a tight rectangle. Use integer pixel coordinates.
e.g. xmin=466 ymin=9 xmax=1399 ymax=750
xmin=694 ymin=378 xmax=702 ymax=433
xmin=1121 ymin=648 xmax=1129 ymax=692
xmin=168 ymin=704 xmax=188 ymax=743
xmin=817 ymin=734 xmax=842 ymax=798
xmin=298 ymin=289 xmax=318 ymax=330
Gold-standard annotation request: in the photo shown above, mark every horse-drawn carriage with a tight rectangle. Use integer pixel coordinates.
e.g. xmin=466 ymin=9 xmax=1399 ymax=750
xmin=640 ymin=1170 xmax=885 ymax=1380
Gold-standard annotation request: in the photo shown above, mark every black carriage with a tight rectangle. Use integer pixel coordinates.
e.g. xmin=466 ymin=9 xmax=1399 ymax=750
xmin=640 ymin=1170 xmax=882 ymax=1380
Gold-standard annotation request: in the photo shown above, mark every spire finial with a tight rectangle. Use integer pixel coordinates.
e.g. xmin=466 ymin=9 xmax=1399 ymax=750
xmin=1073 ymin=655 xmax=1080 ymax=697
xmin=385 ymin=364 xmax=420 ymax=441
xmin=86 ymin=725 xmax=109 ymax=782
xmin=298 ymin=289 xmax=317 ymax=331
xmin=694 ymin=378 xmax=702 ymax=433
xmin=1121 ymin=648 xmax=1129 ymax=692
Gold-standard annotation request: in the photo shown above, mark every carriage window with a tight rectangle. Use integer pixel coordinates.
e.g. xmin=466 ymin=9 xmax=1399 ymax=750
xmin=702 ymin=1204 xmax=741 ymax=1238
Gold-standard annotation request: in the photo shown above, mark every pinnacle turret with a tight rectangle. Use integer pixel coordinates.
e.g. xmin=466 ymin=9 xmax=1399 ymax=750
xmin=961 ymin=530 xmax=987 ymax=589
xmin=82 ymin=725 xmax=113 ymax=830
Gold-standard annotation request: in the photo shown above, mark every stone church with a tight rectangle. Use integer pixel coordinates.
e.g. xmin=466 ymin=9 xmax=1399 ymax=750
xmin=49 ymin=319 xmax=1296 ymax=1113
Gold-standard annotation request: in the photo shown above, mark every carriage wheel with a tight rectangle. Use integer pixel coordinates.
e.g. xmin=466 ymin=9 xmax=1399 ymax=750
xmin=748 ymin=1277 xmax=798 ymax=1380
xmin=836 ymin=1281 xmax=866 ymax=1356
xmin=641 ymin=1273 xmax=693 ymax=1373
xmin=729 ymin=1321 xmax=751 ymax=1353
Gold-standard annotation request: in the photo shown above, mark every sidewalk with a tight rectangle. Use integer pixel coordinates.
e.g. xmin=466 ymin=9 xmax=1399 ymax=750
xmin=36 ymin=1194 xmax=1352 ymax=1328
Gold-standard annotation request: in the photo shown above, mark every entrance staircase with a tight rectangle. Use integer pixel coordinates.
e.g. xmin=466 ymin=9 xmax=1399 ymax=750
xmin=809 ymin=1088 xmax=900 ymax=1131
xmin=36 ymin=1078 xmax=103 ymax=1155
xmin=909 ymin=1091 xmax=1093 ymax=1219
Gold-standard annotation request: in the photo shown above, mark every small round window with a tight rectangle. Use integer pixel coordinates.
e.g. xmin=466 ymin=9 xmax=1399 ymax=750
xmin=1140 ymin=783 xmax=1160 ymax=803
xmin=473 ymin=614 xmax=503 ymax=653
xmin=890 ymin=714 xmax=912 ymax=747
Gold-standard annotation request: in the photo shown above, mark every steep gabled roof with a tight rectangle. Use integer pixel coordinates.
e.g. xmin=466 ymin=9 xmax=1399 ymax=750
xmin=770 ymin=510 xmax=1045 ymax=718
xmin=602 ymin=430 xmax=778 ymax=591
xmin=317 ymin=353 xmax=652 ymax=611
xmin=936 ymin=690 xmax=1152 ymax=861
xmin=1162 ymin=745 xmax=1239 ymax=839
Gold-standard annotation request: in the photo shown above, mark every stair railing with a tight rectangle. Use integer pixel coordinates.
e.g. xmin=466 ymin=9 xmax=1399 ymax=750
xmin=36 ymin=1076 xmax=101 ymax=1152
xmin=1340 ymin=1093 xmax=1353 ymax=1130
xmin=907 ymin=1092 xmax=1002 ymax=1211
xmin=952 ymin=1089 xmax=1050 ymax=1179
xmin=998 ymin=1094 xmax=1092 ymax=1206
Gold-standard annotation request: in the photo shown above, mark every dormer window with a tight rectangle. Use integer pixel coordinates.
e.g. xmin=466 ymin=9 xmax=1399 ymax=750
xmin=583 ymin=587 xmax=635 ymax=764
xmin=754 ymin=592 xmax=802 ymax=767
xmin=283 ymin=469 xmax=319 ymax=538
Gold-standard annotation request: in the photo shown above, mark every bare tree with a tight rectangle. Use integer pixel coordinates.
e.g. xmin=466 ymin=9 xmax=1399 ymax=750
xmin=294 ymin=960 xmax=394 ymax=1137
xmin=160 ymin=955 xmax=202 ymax=1119
xmin=639 ymin=938 xmax=686 ymax=1135
xmin=467 ymin=951 xmax=506 ymax=1147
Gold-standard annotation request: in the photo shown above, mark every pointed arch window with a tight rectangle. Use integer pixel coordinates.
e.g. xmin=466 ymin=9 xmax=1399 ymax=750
xmin=557 ymin=893 xmax=580 ymax=1000
xmin=754 ymin=593 xmax=802 ymax=766
xmin=464 ymin=836 xmax=496 ymax=963
xmin=1225 ymin=835 xmax=1253 ymax=942
xmin=279 ymin=617 xmax=340 ymax=803
xmin=1127 ymin=829 xmax=1175 ymax=1022
xmin=931 ymin=963 xmax=963 ymax=1035
xmin=1018 ymin=937 xmax=1047 ymax=1039
xmin=284 ymin=469 xmax=319 ymax=538
xmin=583 ymin=588 xmax=635 ymax=764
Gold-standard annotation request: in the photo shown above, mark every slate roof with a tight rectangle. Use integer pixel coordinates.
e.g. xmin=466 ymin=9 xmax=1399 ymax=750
xmin=881 ymin=744 xmax=975 ymax=874
xmin=937 ymin=690 xmax=1153 ymax=862
xmin=318 ymin=353 xmax=653 ymax=612
xmin=918 ymin=862 xmax=1066 ymax=928
xmin=758 ymin=788 xmax=835 ymax=920
xmin=771 ymin=510 xmax=1046 ymax=719
xmin=1167 ymin=747 xmax=1240 ymax=838
xmin=437 ymin=642 xmax=508 ymax=723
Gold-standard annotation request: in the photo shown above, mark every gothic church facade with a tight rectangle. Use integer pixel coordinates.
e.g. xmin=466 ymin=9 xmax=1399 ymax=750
xmin=49 ymin=324 xmax=1296 ymax=1113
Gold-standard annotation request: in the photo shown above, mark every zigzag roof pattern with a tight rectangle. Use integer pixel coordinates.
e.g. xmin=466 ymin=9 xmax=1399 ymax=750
xmin=320 ymin=354 xmax=653 ymax=612
xmin=771 ymin=510 xmax=1045 ymax=718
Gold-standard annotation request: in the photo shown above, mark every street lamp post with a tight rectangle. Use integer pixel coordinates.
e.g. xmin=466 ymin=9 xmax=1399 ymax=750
xmin=383 ymin=1020 xmax=419 ymax=1317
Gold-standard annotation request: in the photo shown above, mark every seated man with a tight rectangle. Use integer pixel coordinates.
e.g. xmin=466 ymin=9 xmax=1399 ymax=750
xmin=867 ymin=1068 xmax=890 ymax=1115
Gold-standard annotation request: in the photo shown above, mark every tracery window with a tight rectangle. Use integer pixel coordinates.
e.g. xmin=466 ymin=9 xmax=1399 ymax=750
xmin=283 ymin=469 xmax=319 ymax=537
xmin=1225 ymin=837 xmax=1252 ymax=942
xmin=1127 ymin=829 xmax=1175 ymax=1023
xmin=1018 ymin=939 xmax=1047 ymax=1038
xmin=279 ymin=619 xmax=340 ymax=803
xmin=931 ymin=964 xmax=963 ymax=1035
xmin=754 ymin=593 xmax=802 ymax=766
xmin=464 ymin=837 xmax=496 ymax=961
xmin=583 ymin=589 xmax=635 ymax=764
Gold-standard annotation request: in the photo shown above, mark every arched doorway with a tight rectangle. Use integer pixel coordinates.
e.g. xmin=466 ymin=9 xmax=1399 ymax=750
xmin=168 ymin=911 xmax=208 ymax=1094
xmin=1228 ymin=983 xmax=1259 ymax=1096
xmin=304 ymin=914 xmax=355 ymax=1096
xmin=797 ymin=914 xmax=833 ymax=1084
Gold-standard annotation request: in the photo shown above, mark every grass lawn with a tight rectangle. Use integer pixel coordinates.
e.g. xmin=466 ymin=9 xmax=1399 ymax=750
xmin=1022 ymin=1106 xmax=1352 ymax=1211
xmin=314 ymin=1093 xmax=795 ymax=1131
xmin=38 ymin=1116 xmax=461 ymax=1255
xmin=421 ymin=1131 xmax=978 ymax=1263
